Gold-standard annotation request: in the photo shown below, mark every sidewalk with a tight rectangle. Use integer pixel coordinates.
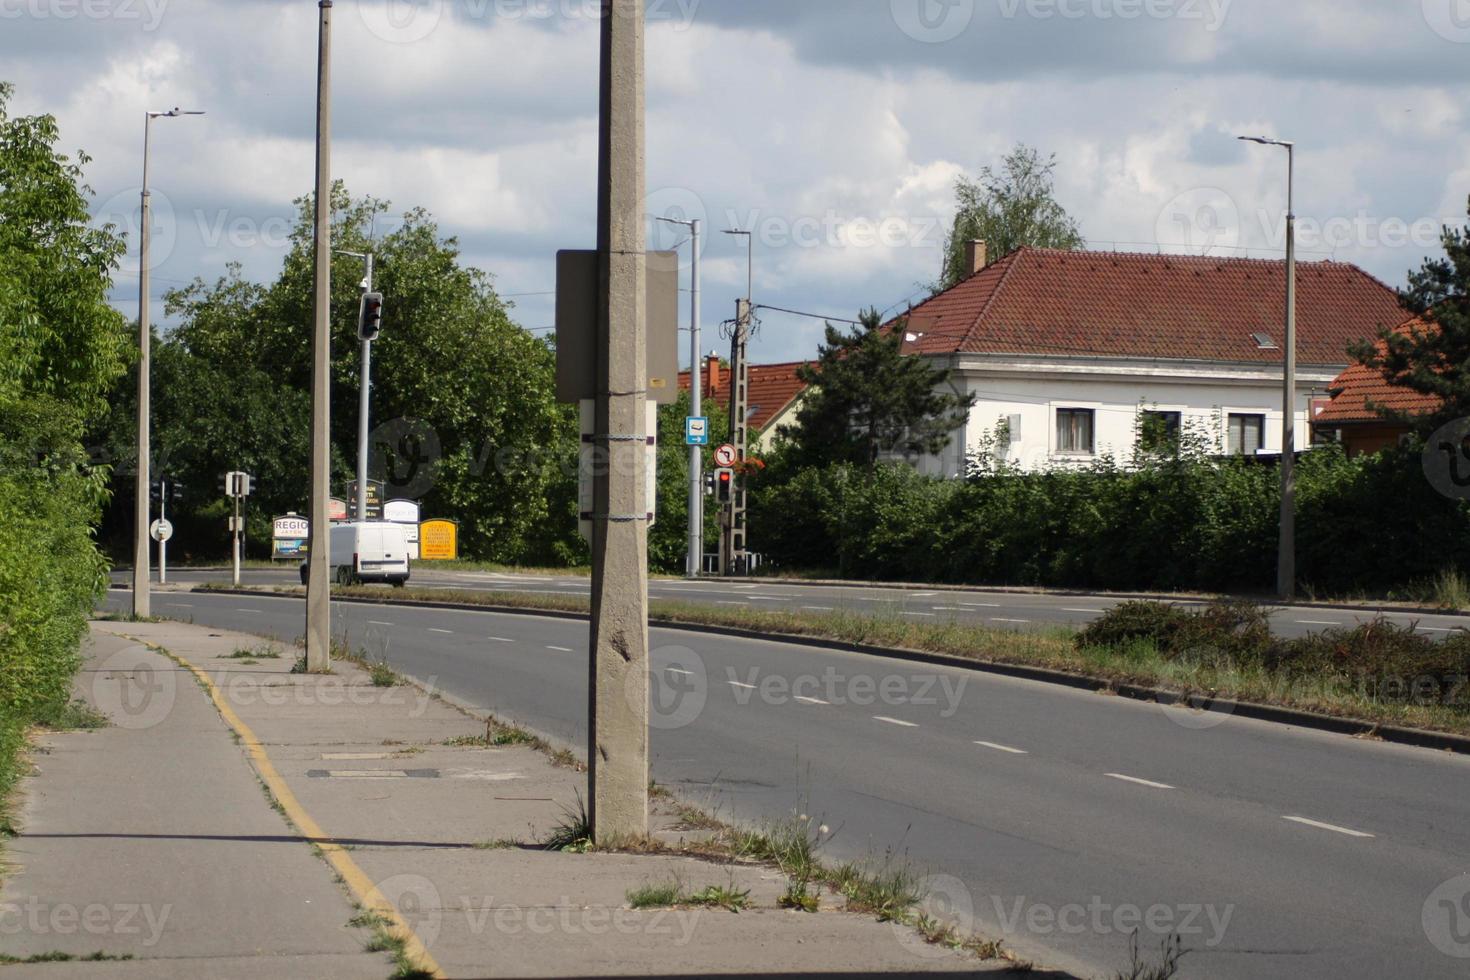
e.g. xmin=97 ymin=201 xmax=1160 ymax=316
xmin=0 ymin=620 xmax=1028 ymax=978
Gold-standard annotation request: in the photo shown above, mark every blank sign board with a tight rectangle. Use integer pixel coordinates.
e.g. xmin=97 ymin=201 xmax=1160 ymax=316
xmin=555 ymin=249 xmax=679 ymax=404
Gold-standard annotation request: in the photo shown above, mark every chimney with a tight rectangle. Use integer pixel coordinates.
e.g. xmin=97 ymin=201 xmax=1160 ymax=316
xmin=706 ymin=355 xmax=721 ymax=398
xmin=965 ymin=239 xmax=989 ymax=276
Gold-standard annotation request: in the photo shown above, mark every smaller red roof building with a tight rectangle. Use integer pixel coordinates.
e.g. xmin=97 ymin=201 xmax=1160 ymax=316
xmin=1315 ymin=318 xmax=1441 ymax=456
xmin=677 ymin=359 xmax=811 ymax=445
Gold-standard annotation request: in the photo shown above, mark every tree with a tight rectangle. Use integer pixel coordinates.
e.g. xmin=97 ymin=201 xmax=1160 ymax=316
xmin=1350 ymin=196 xmax=1470 ymax=432
xmin=780 ymin=308 xmax=975 ymax=468
xmin=93 ymin=184 xmax=583 ymax=565
xmin=0 ymin=80 xmax=130 ymax=775
xmin=936 ymin=144 xmax=1084 ymax=291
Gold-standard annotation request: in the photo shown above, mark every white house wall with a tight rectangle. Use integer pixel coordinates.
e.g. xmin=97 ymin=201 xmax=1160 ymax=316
xmin=911 ymin=355 xmax=1337 ymax=477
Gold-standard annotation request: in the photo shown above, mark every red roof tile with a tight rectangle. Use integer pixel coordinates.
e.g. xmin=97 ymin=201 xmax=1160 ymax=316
xmin=899 ymin=248 xmax=1409 ymax=366
xmin=677 ymin=360 xmax=810 ymax=433
xmin=1315 ymin=318 xmax=1442 ymax=424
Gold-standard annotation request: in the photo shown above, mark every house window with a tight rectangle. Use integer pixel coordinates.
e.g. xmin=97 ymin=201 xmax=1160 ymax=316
xmin=1056 ymin=408 xmax=1095 ymax=455
xmin=1139 ymin=411 xmax=1182 ymax=452
xmin=1228 ymin=414 xmax=1265 ymax=456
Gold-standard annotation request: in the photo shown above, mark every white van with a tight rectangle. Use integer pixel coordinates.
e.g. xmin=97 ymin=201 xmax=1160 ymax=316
xmin=299 ymin=522 xmax=411 ymax=587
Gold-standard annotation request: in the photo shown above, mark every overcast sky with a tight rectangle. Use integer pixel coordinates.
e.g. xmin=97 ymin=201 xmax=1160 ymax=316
xmin=5 ymin=0 xmax=1468 ymax=363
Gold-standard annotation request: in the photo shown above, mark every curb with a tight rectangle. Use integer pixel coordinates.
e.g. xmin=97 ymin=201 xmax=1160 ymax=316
xmin=172 ymin=585 xmax=1470 ymax=757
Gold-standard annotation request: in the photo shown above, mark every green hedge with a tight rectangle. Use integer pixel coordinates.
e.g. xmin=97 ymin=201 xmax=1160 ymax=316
xmin=749 ymin=444 xmax=1470 ymax=595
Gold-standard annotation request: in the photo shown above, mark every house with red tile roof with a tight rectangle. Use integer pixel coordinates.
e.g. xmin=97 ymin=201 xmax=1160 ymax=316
xmin=677 ymin=357 xmax=810 ymax=453
xmin=897 ymin=242 xmax=1411 ymax=475
xmin=1313 ymin=318 xmax=1441 ymax=456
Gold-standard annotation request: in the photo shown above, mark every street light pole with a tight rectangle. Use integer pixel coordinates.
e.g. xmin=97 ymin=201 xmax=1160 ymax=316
xmin=1239 ymin=135 xmax=1297 ymax=600
xmin=133 ymin=107 xmax=203 ymax=619
xmin=305 ymin=0 xmax=335 ymax=672
xmin=657 ymin=216 xmax=702 ymax=578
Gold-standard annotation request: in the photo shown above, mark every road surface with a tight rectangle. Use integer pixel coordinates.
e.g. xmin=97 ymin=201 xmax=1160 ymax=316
xmin=102 ymin=587 xmax=1470 ymax=978
xmin=110 ymin=567 xmax=1470 ymax=641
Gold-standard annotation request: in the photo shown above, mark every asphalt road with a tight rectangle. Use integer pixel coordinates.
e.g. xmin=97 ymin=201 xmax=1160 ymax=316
xmin=111 ymin=566 xmax=1470 ymax=641
xmin=102 ymin=586 xmax=1470 ymax=979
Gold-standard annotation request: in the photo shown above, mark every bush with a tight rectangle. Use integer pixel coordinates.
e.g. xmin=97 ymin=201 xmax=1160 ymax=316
xmin=749 ymin=445 xmax=1470 ymax=596
xmin=1076 ymin=602 xmax=1190 ymax=650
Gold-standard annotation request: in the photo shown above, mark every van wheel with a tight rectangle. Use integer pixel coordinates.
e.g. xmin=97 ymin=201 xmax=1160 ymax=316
xmin=391 ymin=578 xmax=406 ymax=589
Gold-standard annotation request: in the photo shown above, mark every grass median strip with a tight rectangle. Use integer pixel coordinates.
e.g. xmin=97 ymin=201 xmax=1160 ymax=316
xmin=198 ymin=583 xmax=1470 ymax=739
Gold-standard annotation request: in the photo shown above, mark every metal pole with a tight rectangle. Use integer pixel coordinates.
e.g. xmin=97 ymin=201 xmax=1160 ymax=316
xmin=305 ymin=0 xmax=334 ymax=672
xmin=133 ymin=113 xmax=153 ymax=618
xmin=588 ymin=0 xmax=649 ymax=842
xmin=232 ymin=494 xmax=241 ymax=587
xmin=356 ymin=253 xmax=374 ymax=523
xmin=686 ymin=220 xmax=701 ymax=578
xmin=1279 ymin=145 xmax=1297 ymax=600
xmin=158 ymin=479 xmax=166 ymax=586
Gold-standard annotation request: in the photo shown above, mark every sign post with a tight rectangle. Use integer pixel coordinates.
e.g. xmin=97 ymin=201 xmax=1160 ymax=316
xmin=149 ymin=516 xmax=173 ymax=584
xmin=225 ymin=471 xmax=252 ymax=586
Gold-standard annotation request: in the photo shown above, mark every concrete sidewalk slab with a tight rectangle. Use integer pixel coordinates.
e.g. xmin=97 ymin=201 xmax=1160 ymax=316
xmin=0 ymin=630 xmax=391 ymax=977
xmin=10 ymin=620 xmax=1029 ymax=977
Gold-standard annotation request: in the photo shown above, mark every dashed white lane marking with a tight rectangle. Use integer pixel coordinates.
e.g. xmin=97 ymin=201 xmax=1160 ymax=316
xmin=962 ymin=602 xmax=1001 ymax=608
xmin=932 ymin=606 xmax=966 ymax=612
xmin=665 ymin=668 xmax=693 ymax=677
xmin=1105 ymin=773 xmax=1175 ymax=790
xmin=1063 ymin=608 xmax=1106 ymax=614
xmin=795 ymin=696 xmax=830 ymax=705
xmin=749 ymin=596 xmax=790 ymax=602
xmin=992 ymin=618 xmax=1030 ymax=625
xmin=728 ymin=681 xmax=757 ymax=690
xmin=873 ymin=716 xmax=919 ymax=728
xmin=165 ymin=602 xmax=195 ymax=608
xmin=717 ymin=601 xmax=749 ymax=606
xmin=1296 ymin=620 xmax=1341 ymax=626
xmin=802 ymin=606 xmax=835 ymax=612
xmin=1282 ymin=816 xmax=1375 ymax=838
xmin=429 ymin=628 xmax=453 ymax=634
xmin=903 ymin=612 xmax=936 ymax=618
xmin=488 ymin=637 xmax=514 ymax=643
xmin=236 ymin=608 xmax=262 ymax=613
xmin=1419 ymin=627 xmax=1457 ymax=633
xmin=910 ymin=592 xmax=938 ymax=598
xmin=369 ymin=621 xmax=395 ymax=627
xmin=546 ymin=646 xmax=575 ymax=653
xmin=975 ymin=741 xmax=1028 ymax=755
xmin=732 ymin=585 xmax=760 ymax=591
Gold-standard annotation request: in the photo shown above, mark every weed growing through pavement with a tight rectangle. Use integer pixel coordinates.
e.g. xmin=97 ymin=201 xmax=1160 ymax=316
xmin=541 ymin=792 xmax=593 ymax=853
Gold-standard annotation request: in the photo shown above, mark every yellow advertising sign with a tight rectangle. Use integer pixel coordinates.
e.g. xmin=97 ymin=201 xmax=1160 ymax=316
xmin=419 ymin=519 xmax=459 ymax=561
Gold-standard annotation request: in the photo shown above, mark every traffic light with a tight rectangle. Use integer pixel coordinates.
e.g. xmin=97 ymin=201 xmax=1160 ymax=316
xmin=715 ymin=468 xmax=734 ymax=503
xmin=358 ymin=292 xmax=384 ymax=341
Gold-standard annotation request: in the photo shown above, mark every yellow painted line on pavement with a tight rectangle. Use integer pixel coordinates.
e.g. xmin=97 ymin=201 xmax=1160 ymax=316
xmin=126 ymin=636 xmax=446 ymax=978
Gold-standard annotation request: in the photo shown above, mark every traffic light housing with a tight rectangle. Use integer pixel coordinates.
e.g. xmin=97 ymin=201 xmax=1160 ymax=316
xmin=715 ymin=468 xmax=734 ymax=503
xmin=358 ymin=292 xmax=384 ymax=341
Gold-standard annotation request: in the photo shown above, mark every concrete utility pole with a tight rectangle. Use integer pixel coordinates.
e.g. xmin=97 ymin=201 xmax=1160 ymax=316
xmin=657 ymin=216 xmax=702 ymax=578
xmin=588 ymin=0 xmax=650 ymax=842
xmin=720 ymin=229 xmax=753 ymax=576
xmin=1239 ymin=135 xmax=1297 ymax=599
xmin=305 ymin=0 xmax=334 ymax=672
xmin=133 ymin=107 xmax=202 ymax=618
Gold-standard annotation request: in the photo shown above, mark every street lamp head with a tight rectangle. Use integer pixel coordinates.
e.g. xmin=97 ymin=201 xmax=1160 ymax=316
xmin=656 ymin=215 xmax=694 ymax=229
xmin=1237 ymin=135 xmax=1293 ymax=148
xmin=722 ymin=229 xmax=751 ymax=237
xmin=149 ymin=108 xmax=206 ymax=119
